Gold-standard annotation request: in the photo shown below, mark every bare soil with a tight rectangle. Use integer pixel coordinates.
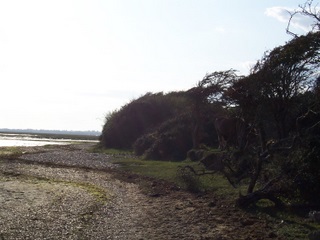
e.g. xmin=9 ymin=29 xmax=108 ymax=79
xmin=0 ymin=144 xmax=292 ymax=239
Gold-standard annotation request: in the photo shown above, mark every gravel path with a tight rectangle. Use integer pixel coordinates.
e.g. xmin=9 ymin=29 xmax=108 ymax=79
xmin=0 ymin=144 xmax=285 ymax=239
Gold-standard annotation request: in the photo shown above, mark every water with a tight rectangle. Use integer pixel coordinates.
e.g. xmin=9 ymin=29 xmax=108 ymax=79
xmin=0 ymin=133 xmax=98 ymax=147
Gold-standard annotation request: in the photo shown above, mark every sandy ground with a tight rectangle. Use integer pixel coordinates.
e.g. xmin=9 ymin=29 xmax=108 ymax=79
xmin=0 ymin=144 xmax=288 ymax=239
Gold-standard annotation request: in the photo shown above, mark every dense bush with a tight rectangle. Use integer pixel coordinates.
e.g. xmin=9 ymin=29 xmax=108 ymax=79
xmin=100 ymin=91 xmax=190 ymax=149
xmin=133 ymin=114 xmax=193 ymax=161
xmin=283 ymin=125 xmax=320 ymax=205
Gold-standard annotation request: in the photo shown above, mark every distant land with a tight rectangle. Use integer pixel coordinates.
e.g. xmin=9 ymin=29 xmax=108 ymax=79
xmin=0 ymin=128 xmax=101 ymax=137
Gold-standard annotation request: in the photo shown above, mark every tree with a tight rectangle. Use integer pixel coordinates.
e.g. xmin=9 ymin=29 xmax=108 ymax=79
xmin=187 ymin=70 xmax=241 ymax=149
xmin=224 ymin=74 xmax=268 ymax=150
xmin=251 ymin=31 xmax=320 ymax=139
xmin=287 ymin=0 xmax=320 ymax=37
xmin=217 ymin=32 xmax=320 ymax=207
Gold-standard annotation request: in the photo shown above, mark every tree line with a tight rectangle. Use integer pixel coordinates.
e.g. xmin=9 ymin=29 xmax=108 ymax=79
xmin=100 ymin=2 xmax=320 ymax=207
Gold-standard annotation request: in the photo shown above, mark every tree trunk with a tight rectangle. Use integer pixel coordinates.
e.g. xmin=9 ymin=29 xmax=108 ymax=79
xmin=247 ymin=153 xmax=263 ymax=194
xmin=274 ymin=112 xmax=288 ymax=139
xmin=236 ymin=191 xmax=284 ymax=208
xmin=192 ymin=123 xmax=200 ymax=149
xmin=192 ymin=107 xmax=202 ymax=149
xmin=257 ymin=121 xmax=267 ymax=152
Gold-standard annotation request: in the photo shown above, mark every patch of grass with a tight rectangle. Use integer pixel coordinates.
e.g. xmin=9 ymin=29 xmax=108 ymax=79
xmin=95 ymin=149 xmax=257 ymax=199
xmin=90 ymin=146 xmax=133 ymax=156
xmin=0 ymin=170 xmax=110 ymax=204
xmin=272 ymin=211 xmax=319 ymax=240
xmin=66 ymin=181 xmax=111 ymax=203
xmin=176 ymin=166 xmax=204 ymax=193
xmin=246 ymin=201 xmax=320 ymax=240
xmin=112 ymin=158 xmax=184 ymax=182
xmin=0 ymin=147 xmax=23 ymax=159
xmin=110 ymin=156 xmax=237 ymax=197
xmin=34 ymin=177 xmax=110 ymax=203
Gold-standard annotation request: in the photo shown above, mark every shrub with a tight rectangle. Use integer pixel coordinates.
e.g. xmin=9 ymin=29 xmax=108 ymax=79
xmin=286 ymin=134 xmax=320 ymax=205
xmin=100 ymin=91 xmax=190 ymax=149
xmin=176 ymin=166 xmax=203 ymax=193
xmin=134 ymin=114 xmax=193 ymax=161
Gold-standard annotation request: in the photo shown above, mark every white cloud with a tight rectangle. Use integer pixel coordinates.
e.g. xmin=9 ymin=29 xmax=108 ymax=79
xmin=290 ymin=13 xmax=317 ymax=32
xmin=265 ymin=6 xmax=291 ymax=23
xmin=265 ymin=6 xmax=314 ymax=33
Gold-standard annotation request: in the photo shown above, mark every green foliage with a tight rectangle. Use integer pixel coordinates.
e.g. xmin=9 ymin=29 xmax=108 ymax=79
xmin=247 ymin=203 xmax=319 ymax=240
xmin=100 ymin=91 xmax=190 ymax=149
xmin=0 ymin=147 xmax=23 ymax=159
xmin=132 ymin=133 xmax=156 ymax=156
xmin=110 ymin=155 xmax=235 ymax=195
xmin=285 ymin=134 xmax=320 ymax=205
xmin=226 ymin=31 xmax=320 ymax=139
xmin=176 ymin=166 xmax=204 ymax=193
xmin=134 ymin=113 xmax=193 ymax=161
xmin=111 ymin=157 xmax=189 ymax=183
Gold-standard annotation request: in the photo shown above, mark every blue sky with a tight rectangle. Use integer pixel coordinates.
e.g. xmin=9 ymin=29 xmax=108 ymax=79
xmin=0 ymin=0 xmax=315 ymax=131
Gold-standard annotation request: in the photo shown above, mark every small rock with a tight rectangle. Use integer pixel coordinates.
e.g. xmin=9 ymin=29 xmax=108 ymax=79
xmin=185 ymin=207 xmax=195 ymax=213
xmin=175 ymin=202 xmax=184 ymax=210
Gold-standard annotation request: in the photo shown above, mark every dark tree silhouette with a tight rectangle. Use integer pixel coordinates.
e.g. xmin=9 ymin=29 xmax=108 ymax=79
xmin=187 ymin=70 xmax=241 ymax=149
xmin=251 ymin=31 xmax=320 ymax=139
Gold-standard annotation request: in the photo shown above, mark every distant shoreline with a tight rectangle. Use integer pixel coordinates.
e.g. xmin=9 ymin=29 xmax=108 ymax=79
xmin=0 ymin=128 xmax=100 ymax=140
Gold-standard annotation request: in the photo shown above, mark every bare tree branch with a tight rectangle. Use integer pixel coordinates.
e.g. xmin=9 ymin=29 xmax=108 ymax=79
xmin=287 ymin=0 xmax=320 ymax=36
xmin=286 ymin=11 xmax=299 ymax=37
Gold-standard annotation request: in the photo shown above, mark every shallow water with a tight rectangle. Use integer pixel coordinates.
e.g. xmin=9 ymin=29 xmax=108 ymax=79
xmin=0 ymin=133 xmax=97 ymax=147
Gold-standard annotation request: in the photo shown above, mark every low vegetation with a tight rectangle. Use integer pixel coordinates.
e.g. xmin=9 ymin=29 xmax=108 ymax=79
xmin=98 ymin=2 xmax=320 ymax=238
xmin=0 ymin=147 xmax=24 ymax=159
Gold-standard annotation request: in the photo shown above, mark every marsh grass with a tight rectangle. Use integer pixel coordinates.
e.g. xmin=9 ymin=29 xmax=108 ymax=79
xmin=32 ymin=174 xmax=111 ymax=203
xmin=0 ymin=147 xmax=23 ymax=159
xmin=108 ymin=154 xmax=237 ymax=197
xmin=111 ymin=158 xmax=184 ymax=182
xmin=1 ymin=170 xmax=110 ymax=204
xmin=90 ymin=146 xmax=134 ymax=156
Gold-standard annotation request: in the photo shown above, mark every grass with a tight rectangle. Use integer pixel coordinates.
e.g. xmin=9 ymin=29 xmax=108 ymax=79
xmin=34 ymin=178 xmax=110 ymax=204
xmin=98 ymin=147 xmax=237 ymax=196
xmin=0 ymin=166 xmax=110 ymax=204
xmin=96 ymin=147 xmax=320 ymax=239
xmin=54 ymin=180 xmax=111 ymax=204
xmin=248 ymin=203 xmax=320 ymax=240
xmin=113 ymin=158 xmax=183 ymax=181
xmin=0 ymin=147 xmax=24 ymax=159
xmin=89 ymin=146 xmax=133 ymax=156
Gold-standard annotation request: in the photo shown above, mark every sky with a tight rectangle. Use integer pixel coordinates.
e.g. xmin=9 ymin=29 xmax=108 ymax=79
xmin=0 ymin=0 xmax=316 ymax=132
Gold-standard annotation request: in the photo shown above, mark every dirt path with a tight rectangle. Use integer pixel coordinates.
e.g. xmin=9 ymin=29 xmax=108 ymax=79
xmin=0 ymin=144 xmax=284 ymax=239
